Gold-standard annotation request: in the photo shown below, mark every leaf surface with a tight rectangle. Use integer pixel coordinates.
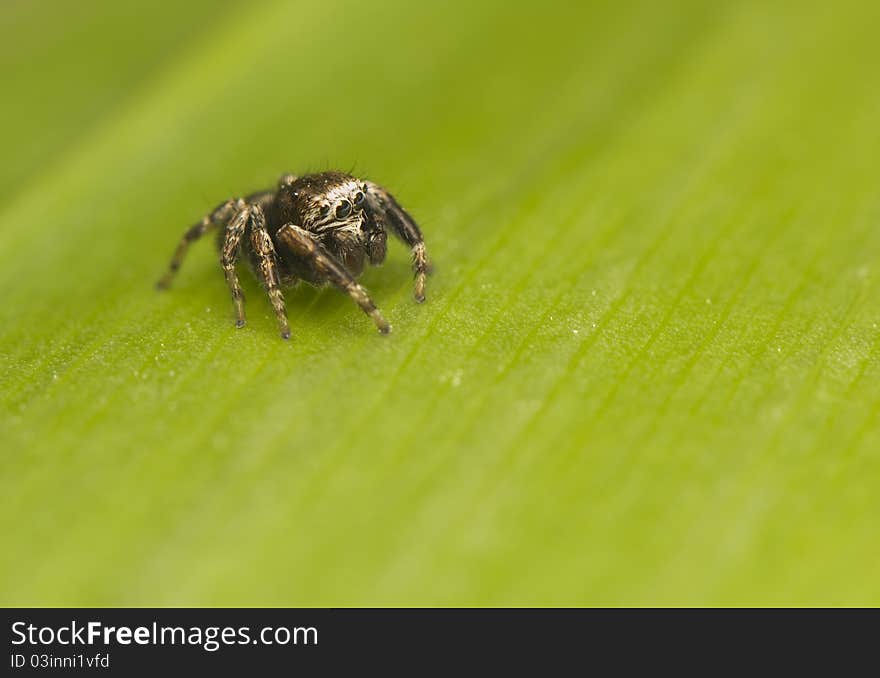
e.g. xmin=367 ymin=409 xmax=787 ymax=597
xmin=2 ymin=0 xmax=879 ymax=605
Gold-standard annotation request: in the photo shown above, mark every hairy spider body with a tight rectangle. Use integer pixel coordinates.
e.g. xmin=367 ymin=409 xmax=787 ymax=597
xmin=157 ymin=172 xmax=429 ymax=339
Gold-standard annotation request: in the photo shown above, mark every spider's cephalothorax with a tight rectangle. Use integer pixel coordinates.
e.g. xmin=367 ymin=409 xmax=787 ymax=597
xmin=156 ymin=172 xmax=430 ymax=339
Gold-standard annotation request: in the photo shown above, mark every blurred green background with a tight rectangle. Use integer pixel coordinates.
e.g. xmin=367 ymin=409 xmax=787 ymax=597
xmin=1 ymin=0 xmax=879 ymax=605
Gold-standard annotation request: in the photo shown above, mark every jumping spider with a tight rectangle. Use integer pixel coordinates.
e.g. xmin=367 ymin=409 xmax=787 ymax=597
xmin=157 ymin=172 xmax=429 ymax=339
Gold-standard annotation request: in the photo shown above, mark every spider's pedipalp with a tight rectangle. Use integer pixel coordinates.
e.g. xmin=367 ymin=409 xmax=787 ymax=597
xmin=276 ymin=223 xmax=391 ymax=334
xmin=366 ymin=226 xmax=387 ymax=265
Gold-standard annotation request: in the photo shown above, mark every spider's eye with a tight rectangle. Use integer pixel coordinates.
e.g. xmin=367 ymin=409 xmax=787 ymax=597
xmin=336 ymin=200 xmax=352 ymax=218
xmin=320 ymin=205 xmax=330 ymax=218
xmin=353 ymin=192 xmax=365 ymax=207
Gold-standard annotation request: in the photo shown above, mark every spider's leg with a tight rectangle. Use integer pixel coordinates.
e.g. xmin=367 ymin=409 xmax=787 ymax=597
xmin=247 ymin=205 xmax=291 ymax=340
xmin=276 ymin=224 xmax=391 ymax=334
xmin=243 ymin=189 xmax=277 ymax=211
xmin=220 ymin=205 xmax=250 ymax=328
xmin=365 ymin=182 xmax=430 ymax=302
xmin=156 ymin=198 xmax=239 ymax=289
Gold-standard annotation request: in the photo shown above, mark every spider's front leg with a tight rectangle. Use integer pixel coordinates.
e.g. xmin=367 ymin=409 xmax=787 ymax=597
xmin=276 ymin=224 xmax=391 ymax=334
xmin=220 ymin=205 xmax=250 ymax=328
xmin=366 ymin=182 xmax=430 ymax=302
xmin=248 ymin=206 xmax=291 ymax=339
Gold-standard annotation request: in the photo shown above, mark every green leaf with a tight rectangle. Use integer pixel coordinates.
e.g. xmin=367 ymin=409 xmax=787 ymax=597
xmin=2 ymin=0 xmax=879 ymax=605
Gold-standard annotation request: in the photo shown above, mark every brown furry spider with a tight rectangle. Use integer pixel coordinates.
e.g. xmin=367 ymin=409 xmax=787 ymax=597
xmin=157 ymin=172 xmax=429 ymax=339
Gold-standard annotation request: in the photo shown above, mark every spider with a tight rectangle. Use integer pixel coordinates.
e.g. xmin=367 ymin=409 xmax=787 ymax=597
xmin=156 ymin=171 xmax=430 ymax=339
